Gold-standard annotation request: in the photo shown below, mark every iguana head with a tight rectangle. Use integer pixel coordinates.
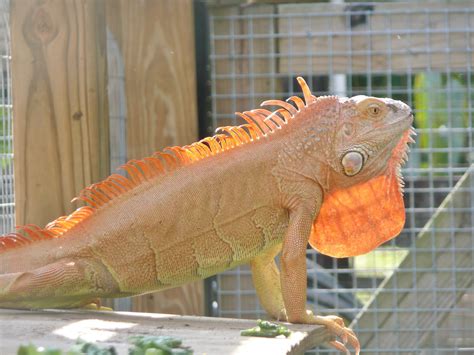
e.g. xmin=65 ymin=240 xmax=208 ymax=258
xmin=331 ymin=95 xmax=414 ymax=188
xmin=253 ymin=78 xmax=414 ymax=257
xmin=307 ymin=92 xmax=415 ymax=258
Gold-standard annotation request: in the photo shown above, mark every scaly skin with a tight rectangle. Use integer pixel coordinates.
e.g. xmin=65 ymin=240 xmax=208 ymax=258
xmin=0 ymin=77 xmax=414 ymax=354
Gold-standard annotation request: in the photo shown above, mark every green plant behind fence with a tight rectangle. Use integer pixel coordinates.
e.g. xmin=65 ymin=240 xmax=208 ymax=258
xmin=414 ymin=72 xmax=470 ymax=172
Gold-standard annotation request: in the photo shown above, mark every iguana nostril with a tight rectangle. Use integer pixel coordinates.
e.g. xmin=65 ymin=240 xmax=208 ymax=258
xmin=387 ymin=103 xmax=399 ymax=112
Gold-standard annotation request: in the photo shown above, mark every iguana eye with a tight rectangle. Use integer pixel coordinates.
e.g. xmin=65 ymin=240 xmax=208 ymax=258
xmin=367 ymin=104 xmax=381 ymax=117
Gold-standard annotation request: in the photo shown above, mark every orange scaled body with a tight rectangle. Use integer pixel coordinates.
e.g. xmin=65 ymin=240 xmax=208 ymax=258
xmin=0 ymin=78 xmax=414 ymax=354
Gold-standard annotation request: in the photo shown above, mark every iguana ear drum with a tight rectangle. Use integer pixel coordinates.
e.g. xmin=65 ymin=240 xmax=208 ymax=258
xmin=341 ymin=151 xmax=363 ymax=176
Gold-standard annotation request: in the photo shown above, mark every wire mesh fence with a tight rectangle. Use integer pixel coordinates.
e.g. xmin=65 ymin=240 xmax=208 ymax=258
xmin=208 ymin=2 xmax=473 ymax=353
xmin=0 ymin=0 xmax=13 ymax=236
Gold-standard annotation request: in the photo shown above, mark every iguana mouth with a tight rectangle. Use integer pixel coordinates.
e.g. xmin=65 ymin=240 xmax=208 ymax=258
xmin=386 ymin=112 xmax=414 ymax=134
xmin=362 ymin=121 xmax=415 ymax=187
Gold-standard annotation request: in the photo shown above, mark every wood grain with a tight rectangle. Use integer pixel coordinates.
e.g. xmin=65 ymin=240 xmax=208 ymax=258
xmin=11 ymin=0 xmax=109 ymax=227
xmin=106 ymin=0 xmax=203 ymax=316
xmin=106 ymin=0 xmax=198 ymax=159
xmin=0 ymin=309 xmax=333 ymax=355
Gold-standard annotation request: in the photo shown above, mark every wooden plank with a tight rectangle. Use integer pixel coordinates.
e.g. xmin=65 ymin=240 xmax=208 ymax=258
xmin=278 ymin=2 xmax=474 ymax=75
xmin=11 ymin=0 xmax=109 ymax=227
xmin=0 ymin=309 xmax=333 ymax=355
xmin=106 ymin=0 xmax=198 ymax=159
xmin=351 ymin=165 xmax=474 ymax=350
xmin=105 ymin=0 xmax=203 ymax=316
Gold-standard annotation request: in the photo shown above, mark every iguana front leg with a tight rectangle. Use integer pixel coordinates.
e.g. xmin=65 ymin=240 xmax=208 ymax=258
xmin=250 ymin=243 xmax=285 ymax=320
xmin=280 ymin=202 xmax=360 ymax=354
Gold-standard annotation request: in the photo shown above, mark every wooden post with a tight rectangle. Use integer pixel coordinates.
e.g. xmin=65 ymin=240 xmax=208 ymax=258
xmin=106 ymin=0 xmax=203 ymax=316
xmin=11 ymin=0 xmax=109 ymax=227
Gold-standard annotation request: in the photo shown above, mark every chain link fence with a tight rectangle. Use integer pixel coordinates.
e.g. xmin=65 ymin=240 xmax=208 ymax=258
xmin=208 ymin=2 xmax=474 ymax=353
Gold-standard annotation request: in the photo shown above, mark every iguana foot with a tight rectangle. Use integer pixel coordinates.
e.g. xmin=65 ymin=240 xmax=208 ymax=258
xmin=82 ymin=303 xmax=113 ymax=311
xmin=292 ymin=311 xmax=360 ymax=355
xmin=82 ymin=299 xmax=113 ymax=311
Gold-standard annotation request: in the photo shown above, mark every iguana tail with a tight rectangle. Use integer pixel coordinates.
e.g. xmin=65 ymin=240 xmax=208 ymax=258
xmin=0 ymin=210 xmax=124 ymax=308
xmin=0 ymin=257 xmax=121 ymax=309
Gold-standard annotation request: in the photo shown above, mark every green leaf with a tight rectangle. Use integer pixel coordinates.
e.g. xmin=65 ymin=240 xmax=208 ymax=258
xmin=17 ymin=344 xmax=62 ymax=355
xmin=240 ymin=320 xmax=291 ymax=338
xmin=129 ymin=336 xmax=192 ymax=355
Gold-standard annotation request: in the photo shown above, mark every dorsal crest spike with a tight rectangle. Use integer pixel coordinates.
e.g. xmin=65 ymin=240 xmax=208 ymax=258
xmin=0 ymin=206 xmax=96 ymax=252
xmin=261 ymin=99 xmax=298 ymax=117
xmin=0 ymin=76 xmax=321 ymax=253
xmin=287 ymin=96 xmax=305 ymax=111
xmin=237 ymin=111 xmax=271 ymax=135
xmin=250 ymin=109 xmax=276 ymax=133
xmin=268 ymin=110 xmax=287 ymax=127
xmin=296 ymin=76 xmax=316 ymax=106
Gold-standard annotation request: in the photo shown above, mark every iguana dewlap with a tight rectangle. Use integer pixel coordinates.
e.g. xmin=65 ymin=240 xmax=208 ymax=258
xmin=0 ymin=77 xmax=414 ymax=354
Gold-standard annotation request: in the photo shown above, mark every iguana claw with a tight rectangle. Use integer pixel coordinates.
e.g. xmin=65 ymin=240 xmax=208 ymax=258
xmin=322 ymin=316 xmax=360 ymax=355
xmin=301 ymin=312 xmax=360 ymax=355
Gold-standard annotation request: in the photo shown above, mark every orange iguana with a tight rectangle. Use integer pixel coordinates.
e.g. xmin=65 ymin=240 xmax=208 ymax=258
xmin=0 ymin=77 xmax=414 ymax=354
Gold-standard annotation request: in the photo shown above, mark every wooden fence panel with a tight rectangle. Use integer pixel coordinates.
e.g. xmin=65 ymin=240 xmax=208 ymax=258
xmin=11 ymin=0 xmax=109 ymax=227
xmin=106 ymin=0 xmax=203 ymax=316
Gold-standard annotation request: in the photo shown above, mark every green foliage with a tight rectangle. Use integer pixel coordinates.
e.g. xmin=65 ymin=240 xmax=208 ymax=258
xmin=413 ymin=72 xmax=470 ymax=169
xmin=17 ymin=337 xmax=193 ymax=355
xmin=128 ymin=336 xmax=193 ymax=355
xmin=17 ymin=344 xmax=62 ymax=355
xmin=240 ymin=319 xmax=291 ymax=338
xmin=0 ymin=107 xmax=9 ymax=152
xmin=0 ymin=106 xmax=12 ymax=171
xmin=17 ymin=340 xmax=117 ymax=355
xmin=67 ymin=341 xmax=117 ymax=355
